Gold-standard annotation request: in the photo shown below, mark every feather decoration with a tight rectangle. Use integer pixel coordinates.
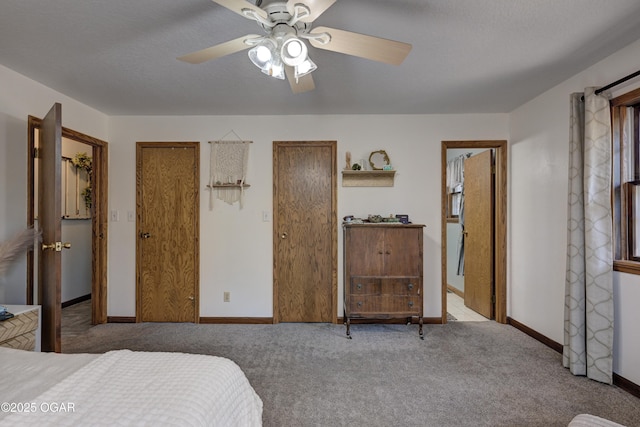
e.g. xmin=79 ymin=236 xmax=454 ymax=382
xmin=0 ymin=227 xmax=41 ymax=277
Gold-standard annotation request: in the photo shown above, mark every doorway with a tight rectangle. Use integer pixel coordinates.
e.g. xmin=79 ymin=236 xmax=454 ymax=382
xmin=27 ymin=112 xmax=108 ymax=350
xmin=272 ymin=141 xmax=337 ymax=323
xmin=136 ymin=142 xmax=199 ymax=322
xmin=441 ymin=140 xmax=507 ymax=324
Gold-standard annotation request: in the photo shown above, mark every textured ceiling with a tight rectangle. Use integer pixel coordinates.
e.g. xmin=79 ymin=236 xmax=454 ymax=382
xmin=2 ymin=0 xmax=640 ymax=116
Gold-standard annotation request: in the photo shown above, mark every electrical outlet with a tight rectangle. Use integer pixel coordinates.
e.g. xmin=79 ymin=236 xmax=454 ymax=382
xmin=127 ymin=211 xmax=135 ymax=222
xmin=223 ymin=292 xmax=230 ymax=302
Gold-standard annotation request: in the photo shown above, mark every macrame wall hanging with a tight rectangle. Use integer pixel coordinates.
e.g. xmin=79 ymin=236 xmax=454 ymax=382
xmin=208 ymin=131 xmax=251 ymax=209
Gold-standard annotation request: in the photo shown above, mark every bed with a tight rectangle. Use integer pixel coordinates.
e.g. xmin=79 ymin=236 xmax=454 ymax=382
xmin=0 ymin=347 xmax=263 ymax=426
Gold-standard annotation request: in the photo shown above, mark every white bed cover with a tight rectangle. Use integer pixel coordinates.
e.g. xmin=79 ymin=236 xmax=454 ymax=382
xmin=1 ymin=348 xmax=262 ymax=426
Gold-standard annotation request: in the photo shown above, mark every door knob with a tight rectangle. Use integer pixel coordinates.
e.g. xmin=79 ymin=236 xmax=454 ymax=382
xmin=141 ymin=232 xmax=151 ymax=239
xmin=188 ymin=296 xmax=195 ymax=301
xmin=281 ymin=232 xmax=288 ymax=239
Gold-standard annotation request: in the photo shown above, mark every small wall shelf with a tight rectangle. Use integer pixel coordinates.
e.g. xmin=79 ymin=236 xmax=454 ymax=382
xmin=206 ymin=184 xmax=251 ymax=189
xmin=342 ymin=170 xmax=395 ymax=187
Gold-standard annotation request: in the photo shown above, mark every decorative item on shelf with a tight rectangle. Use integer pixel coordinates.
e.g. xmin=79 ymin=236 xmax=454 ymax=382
xmin=368 ymin=150 xmax=391 ymax=170
xmin=345 ymin=151 xmax=351 ymax=170
xmin=351 ymin=163 xmax=361 ymax=171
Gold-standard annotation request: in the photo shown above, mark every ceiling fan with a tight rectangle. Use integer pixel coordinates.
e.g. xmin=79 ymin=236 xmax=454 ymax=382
xmin=178 ymin=0 xmax=412 ymax=93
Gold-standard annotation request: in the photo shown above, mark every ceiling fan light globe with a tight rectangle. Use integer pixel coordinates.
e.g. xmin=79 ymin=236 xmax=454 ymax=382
xmin=248 ymin=39 xmax=278 ymax=71
xmin=248 ymin=47 xmax=270 ymax=71
xmin=269 ymin=63 xmax=286 ymax=80
xmin=286 ymin=40 xmax=302 ymax=57
xmin=281 ymin=36 xmax=308 ymax=66
xmin=294 ymin=58 xmax=317 ymax=79
xmin=256 ymin=45 xmax=272 ymax=62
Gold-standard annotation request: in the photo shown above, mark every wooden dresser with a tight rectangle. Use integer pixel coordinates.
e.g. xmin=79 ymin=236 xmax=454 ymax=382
xmin=343 ymin=223 xmax=425 ymax=339
xmin=0 ymin=305 xmax=41 ymax=351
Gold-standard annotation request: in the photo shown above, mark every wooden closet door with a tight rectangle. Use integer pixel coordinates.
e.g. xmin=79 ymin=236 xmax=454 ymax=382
xmin=273 ymin=141 xmax=337 ymax=323
xmin=137 ymin=142 xmax=199 ymax=323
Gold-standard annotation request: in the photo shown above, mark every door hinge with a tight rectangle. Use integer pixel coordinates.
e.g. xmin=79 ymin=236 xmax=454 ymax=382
xmin=491 ymin=294 xmax=496 ymax=304
xmin=33 ymin=147 xmax=40 ymax=158
xmin=491 ymin=164 xmax=496 ymax=174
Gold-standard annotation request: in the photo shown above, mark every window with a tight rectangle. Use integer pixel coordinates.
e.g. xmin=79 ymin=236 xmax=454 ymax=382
xmin=612 ymin=87 xmax=640 ymax=274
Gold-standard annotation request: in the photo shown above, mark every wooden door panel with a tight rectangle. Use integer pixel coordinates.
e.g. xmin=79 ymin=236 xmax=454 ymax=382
xmin=274 ymin=142 xmax=336 ymax=323
xmin=463 ymin=150 xmax=494 ymax=318
xmin=384 ymin=228 xmax=422 ymax=276
xmin=38 ymin=103 xmax=63 ymax=352
xmin=138 ymin=143 xmax=199 ymax=323
xmin=347 ymin=227 xmax=384 ymax=275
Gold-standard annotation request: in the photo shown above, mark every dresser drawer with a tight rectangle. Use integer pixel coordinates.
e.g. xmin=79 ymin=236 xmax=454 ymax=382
xmin=380 ymin=295 xmax=421 ymax=315
xmin=382 ymin=278 xmax=420 ymax=296
xmin=350 ymin=277 xmax=380 ymax=295
xmin=0 ymin=308 xmax=39 ymax=351
xmin=350 ymin=298 xmax=375 ymax=314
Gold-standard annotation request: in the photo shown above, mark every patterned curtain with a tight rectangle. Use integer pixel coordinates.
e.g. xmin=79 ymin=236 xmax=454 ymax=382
xmin=563 ymin=88 xmax=613 ymax=384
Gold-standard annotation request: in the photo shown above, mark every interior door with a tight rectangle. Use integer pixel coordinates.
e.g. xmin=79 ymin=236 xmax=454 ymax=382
xmin=38 ymin=103 xmax=63 ymax=352
xmin=463 ymin=150 xmax=494 ymax=318
xmin=137 ymin=142 xmax=199 ymax=322
xmin=273 ymin=141 xmax=336 ymax=323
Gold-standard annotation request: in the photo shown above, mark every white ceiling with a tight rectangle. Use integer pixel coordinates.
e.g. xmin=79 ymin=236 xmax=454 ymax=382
xmin=2 ymin=0 xmax=640 ymax=116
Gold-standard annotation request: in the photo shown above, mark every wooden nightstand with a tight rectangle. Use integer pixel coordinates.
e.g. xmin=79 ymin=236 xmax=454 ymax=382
xmin=0 ymin=305 xmax=41 ymax=351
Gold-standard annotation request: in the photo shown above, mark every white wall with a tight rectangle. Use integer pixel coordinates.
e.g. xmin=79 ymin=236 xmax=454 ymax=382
xmin=107 ymin=114 xmax=508 ymax=318
xmin=509 ymin=38 xmax=640 ymax=384
xmin=0 ymin=64 xmax=107 ymax=303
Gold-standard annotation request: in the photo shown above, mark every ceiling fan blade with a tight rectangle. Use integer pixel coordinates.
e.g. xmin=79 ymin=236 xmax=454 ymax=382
xmin=285 ymin=66 xmax=315 ymax=93
xmin=178 ymin=34 xmax=262 ymax=64
xmin=287 ymin=0 xmax=336 ymax=22
xmin=309 ymin=26 xmax=412 ymax=65
xmin=212 ymin=0 xmax=268 ymax=20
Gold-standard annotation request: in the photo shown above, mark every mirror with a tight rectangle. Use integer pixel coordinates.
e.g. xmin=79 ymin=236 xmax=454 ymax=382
xmin=369 ymin=150 xmax=390 ymax=170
